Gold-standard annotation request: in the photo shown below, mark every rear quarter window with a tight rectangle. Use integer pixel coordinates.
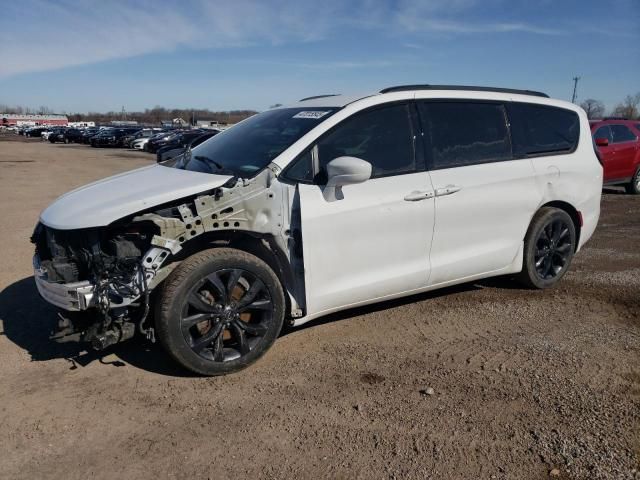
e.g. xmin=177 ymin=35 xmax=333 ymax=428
xmin=507 ymin=103 xmax=579 ymax=157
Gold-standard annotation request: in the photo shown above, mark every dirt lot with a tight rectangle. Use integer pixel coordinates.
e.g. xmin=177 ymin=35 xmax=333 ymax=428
xmin=0 ymin=134 xmax=638 ymax=479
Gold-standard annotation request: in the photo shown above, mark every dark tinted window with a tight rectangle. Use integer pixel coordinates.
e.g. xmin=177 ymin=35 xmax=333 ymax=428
xmin=284 ymin=149 xmax=314 ymax=183
xmin=507 ymin=103 xmax=579 ymax=156
xmin=594 ymin=125 xmax=612 ymax=143
xmin=610 ymin=124 xmax=637 ymax=143
xmin=418 ymin=102 xmax=511 ymax=169
xmin=316 ymin=103 xmax=417 ymax=179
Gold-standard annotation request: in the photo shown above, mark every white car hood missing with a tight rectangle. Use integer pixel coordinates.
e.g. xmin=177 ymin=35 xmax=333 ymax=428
xmin=40 ymin=164 xmax=233 ymax=229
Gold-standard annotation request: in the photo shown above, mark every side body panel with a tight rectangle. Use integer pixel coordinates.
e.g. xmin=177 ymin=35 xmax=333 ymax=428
xmin=527 ymin=111 xmax=602 ymax=251
xmin=276 ymin=91 xmax=601 ymax=325
xmin=298 ymin=173 xmax=435 ymax=316
xmin=427 ymin=160 xmax=539 ymax=285
xmin=613 ymin=140 xmax=639 ymax=179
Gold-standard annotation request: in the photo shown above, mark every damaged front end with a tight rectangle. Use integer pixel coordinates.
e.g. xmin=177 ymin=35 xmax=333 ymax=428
xmin=32 ymin=221 xmax=157 ymax=349
xmin=31 ymin=166 xmax=300 ymax=352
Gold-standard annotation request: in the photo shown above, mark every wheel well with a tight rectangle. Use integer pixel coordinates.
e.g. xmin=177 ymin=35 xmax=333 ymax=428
xmin=174 ymin=230 xmax=295 ymax=316
xmin=539 ymin=201 xmax=582 ymax=249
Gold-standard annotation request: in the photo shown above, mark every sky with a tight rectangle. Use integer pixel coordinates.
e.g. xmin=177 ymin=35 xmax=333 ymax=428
xmin=0 ymin=0 xmax=638 ymax=114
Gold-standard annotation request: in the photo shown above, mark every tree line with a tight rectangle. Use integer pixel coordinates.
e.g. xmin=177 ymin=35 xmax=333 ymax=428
xmin=580 ymin=93 xmax=640 ymax=120
xmin=0 ymin=105 xmax=258 ymax=125
xmin=2 ymin=92 xmax=639 ymax=123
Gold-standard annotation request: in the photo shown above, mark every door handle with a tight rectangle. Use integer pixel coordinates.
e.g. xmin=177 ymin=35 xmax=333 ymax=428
xmin=435 ymin=185 xmax=462 ymax=197
xmin=404 ymin=190 xmax=434 ymax=201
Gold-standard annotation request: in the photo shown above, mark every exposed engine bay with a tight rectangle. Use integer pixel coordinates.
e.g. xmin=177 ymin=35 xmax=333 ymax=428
xmin=31 ymin=167 xmax=301 ymax=351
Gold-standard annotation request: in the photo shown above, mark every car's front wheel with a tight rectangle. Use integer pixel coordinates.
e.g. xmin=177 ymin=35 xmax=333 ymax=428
xmin=156 ymin=248 xmax=285 ymax=376
xmin=517 ymin=207 xmax=576 ymax=289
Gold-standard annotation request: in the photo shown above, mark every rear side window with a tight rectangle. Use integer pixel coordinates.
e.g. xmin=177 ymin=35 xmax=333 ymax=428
xmin=507 ymin=103 xmax=579 ymax=156
xmin=593 ymin=125 xmax=612 ymax=143
xmin=610 ymin=124 xmax=637 ymax=143
xmin=418 ymin=102 xmax=511 ymax=169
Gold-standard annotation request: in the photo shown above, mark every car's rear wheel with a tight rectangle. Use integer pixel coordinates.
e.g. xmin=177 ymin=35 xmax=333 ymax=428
xmin=625 ymin=167 xmax=640 ymax=194
xmin=156 ymin=248 xmax=285 ymax=376
xmin=517 ymin=207 xmax=576 ymax=289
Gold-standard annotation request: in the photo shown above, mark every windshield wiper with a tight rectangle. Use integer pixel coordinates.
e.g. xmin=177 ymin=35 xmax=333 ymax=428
xmin=194 ymin=155 xmax=224 ymax=170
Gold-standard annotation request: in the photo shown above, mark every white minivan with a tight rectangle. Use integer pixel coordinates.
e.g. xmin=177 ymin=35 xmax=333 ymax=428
xmin=32 ymin=85 xmax=602 ymax=375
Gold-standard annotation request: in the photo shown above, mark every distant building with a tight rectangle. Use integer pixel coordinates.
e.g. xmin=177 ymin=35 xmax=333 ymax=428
xmin=1 ymin=113 xmax=68 ymax=126
xmin=68 ymin=121 xmax=95 ymax=128
xmin=110 ymin=120 xmax=138 ymax=126
xmin=196 ymin=119 xmax=234 ymax=130
xmin=161 ymin=118 xmax=188 ymax=128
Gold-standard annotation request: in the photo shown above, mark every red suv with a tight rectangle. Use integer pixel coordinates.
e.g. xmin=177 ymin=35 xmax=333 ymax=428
xmin=591 ymin=119 xmax=640 ymax=194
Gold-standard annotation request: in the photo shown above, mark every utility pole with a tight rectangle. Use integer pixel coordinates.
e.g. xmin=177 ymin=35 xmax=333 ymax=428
xmin=571 ymin=76 xmax=580 ymax=103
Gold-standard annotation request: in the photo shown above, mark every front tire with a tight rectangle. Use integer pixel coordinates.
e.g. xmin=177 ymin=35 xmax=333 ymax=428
xmin=517 ymin=207 xmax=576 ymax=289
xmin=156 ymin=248 xmax=285 ymax=376
xmin=625 ymin=167 xmax=640 ymax=194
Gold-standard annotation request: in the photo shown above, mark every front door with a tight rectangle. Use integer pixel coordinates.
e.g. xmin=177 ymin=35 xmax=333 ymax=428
xmin=609 ymin=124 xmax=639 ymax=180
xmin=297 ymin=103 xmax=435 ymax=317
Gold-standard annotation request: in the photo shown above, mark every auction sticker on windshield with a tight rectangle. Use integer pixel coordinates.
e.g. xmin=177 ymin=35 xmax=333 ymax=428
xmin=292 ymin=111 xmax=331 ymax=119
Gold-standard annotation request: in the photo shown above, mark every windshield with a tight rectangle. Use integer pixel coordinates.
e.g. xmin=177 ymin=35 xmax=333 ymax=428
xmin=169 ymin=107 xmax=338 ymax=177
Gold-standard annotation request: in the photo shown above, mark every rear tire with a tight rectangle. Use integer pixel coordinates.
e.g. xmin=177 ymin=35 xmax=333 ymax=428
xmin=516 ymin=207 xmax=576 ymax=289
xmin=156 ymin=248 xmax=285 ymax=376
xmin=625 ymin=167 xmax=640 ymax=194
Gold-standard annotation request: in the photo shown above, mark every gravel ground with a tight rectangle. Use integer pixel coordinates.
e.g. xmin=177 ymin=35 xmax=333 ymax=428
xmin=0 ymin=134 xmax=638 ymax=479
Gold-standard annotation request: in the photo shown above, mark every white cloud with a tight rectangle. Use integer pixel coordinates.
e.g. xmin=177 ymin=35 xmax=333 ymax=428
xmin=0 ymin=0 xmax=570 ymax=78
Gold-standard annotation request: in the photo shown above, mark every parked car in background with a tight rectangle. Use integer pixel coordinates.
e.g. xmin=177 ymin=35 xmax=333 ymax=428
xmin=90 ymin=128 xmax=139 ymax=147
xmin=145 ymin=130 xmax=189 ymax=153
xmin=147 ymin=129 xmax=206 ymax=154
xmin=591 ymin=119 xmax=640 ymax=194
xmin=123 ymin=128 xmax=163 ymax=148
xmin=25 ymin=127 xmax=49 ymax=137
xmin=32 ymin=85 xmax=602 ymax=376
xmin=131 ymin=137 xmax=151 ymax=150
xmin=62 ymin=128 xmax=84 ymax=143
xmin=156 ymin=130 xmax=219 ymax=162
xmin=139 ymin=130 xmax=179 ymax=151
xmin=79 ymin=127 xmax=101 ymax=144
xmin=41 ymin=128 xmax=55 ymax=141
xmin=47 ymin=128 xmax=69 ymax=143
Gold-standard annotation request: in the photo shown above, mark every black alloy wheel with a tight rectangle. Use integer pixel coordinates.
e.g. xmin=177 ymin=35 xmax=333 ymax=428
xmin=533 ymin=219 xmax=573 ymax=280
xmin=157 ymin=248 xmax=285 ymax=376
xmin=517 ymin=207 xmax=576 ymax=289
xmin=181 ymin=268 xmax=273 ymax=363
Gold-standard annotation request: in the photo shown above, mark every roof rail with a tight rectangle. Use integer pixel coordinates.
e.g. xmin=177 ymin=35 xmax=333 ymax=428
xmin=299 ymin=94 xmax=340 ymax=102
xmin=379 ymin=84 xmax=549 ymax=98
xmin=602 ymin=116 xmax=628 ymax=121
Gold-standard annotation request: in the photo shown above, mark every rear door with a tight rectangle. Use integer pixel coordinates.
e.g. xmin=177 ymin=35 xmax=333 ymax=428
xmin=417 ymin=101 xmax=541 ymax=285
xmin=593 ymin=125 xmax=617 ymax=181
xmin=296 ymin=103 xmax=435 ymax=316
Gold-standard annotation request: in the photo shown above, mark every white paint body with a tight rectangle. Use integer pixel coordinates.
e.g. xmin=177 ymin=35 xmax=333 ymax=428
xmin=132 ymin=138 xmax=149 ymax=150
xmin=39 ymin=88 xmax=602 ymax=326
xmin=270 ymin=90 xmax=602 ymax=324
xmin=40 ymin=165 xmax=232 ymax=229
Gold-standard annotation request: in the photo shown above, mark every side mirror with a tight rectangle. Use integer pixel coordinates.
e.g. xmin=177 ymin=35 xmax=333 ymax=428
xmin=595 ymin=137 xmax=609 ymax=147
xmin=323 ymin=156 xmax=372 ymax=202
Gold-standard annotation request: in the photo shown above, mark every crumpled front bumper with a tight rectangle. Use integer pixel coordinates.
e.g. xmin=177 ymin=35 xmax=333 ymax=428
xmin=33 ymin=255 xmax=95 ymax=311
